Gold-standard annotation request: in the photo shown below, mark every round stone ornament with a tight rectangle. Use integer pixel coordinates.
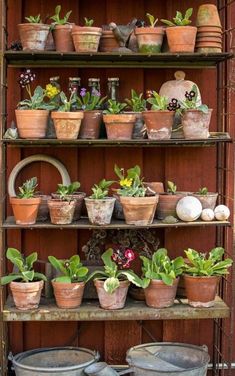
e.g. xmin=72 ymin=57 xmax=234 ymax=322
xmin=201 ymin=208 xmax=215 ymax=221
xmin=176 ymin=196 xmax=202 ymax=222
xmin=214 ymin=205 xmax=230 ymax=221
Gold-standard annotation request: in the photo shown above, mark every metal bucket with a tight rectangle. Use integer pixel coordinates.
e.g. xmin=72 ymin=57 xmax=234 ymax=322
xmin=10 ymin=347 xmax=99 ymax=376
xmin=126 ymin=343 xmax=210 ymax=376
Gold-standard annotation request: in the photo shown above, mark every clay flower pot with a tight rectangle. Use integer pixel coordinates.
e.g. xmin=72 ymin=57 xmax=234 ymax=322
xmin=166 ymin=26 xmax=197 ymax=53
xmin=94 ymin=279 xmax=130 ymax=309
xmin=51 ymin=111 xmax=84 ymax=140
xmin=10 ymin=196 xmax=41 ymax=225
xmin=99 ymin=30 xmax=119 ymax=52
xmin=48 ymin=199 xmax=76 ymax=224
xmin=144 ymin=278 xmax=179 ymax=308
xmin=85 ymin=197 xmax=115 ymax=225
xmin=182 ymin=109 xmax=212 ymax=139
xmin=197 ymin=26 xmax=222 ymax=33
xmin=184 ymin=275 xmax=220 ymax=307
xmin=10 ymin=280 xmax=44 ymax=310
xmin=156 ymin=193 xmax=184 ymax=220
xmin=120 ymin=196 xmax=158 ymax=225
xmin=18 ymin=23 xmax=50 ymax=50
xmin=135 ymin=27 xmax=165 ymax=53
xmin=52 ymin=24 xmax=75 ymax=52
xmin=196 ymin=4 xmax=222 ymax=28
xmin=52 ymin=281 xmax=85 ymax=308
xmin=15 ymin=109 xmax=49 ymax=139
xmin=103 ymin=114 xmax=136 ymax=140
xmin=143 ymin=182 xmax=164 ymax=194
xmin=72 ymin=26 xmax=102 ymax=52
xmin=193 ymin=192 xmax=218 ymax=210
xmin=51 ymin=192 xmax=86 ymax=221
xmin=143 ymin=110 xmax=174 ymax=140
xmin=79 ymin=110 xmax=103 ymax=139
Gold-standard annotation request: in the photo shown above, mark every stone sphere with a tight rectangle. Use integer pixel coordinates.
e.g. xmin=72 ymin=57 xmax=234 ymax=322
xmin=201 ymin=208 xmax=215 ymax=221
xmin=176 ymin=196 xmax=202 ymax=222
xmin=214 ymin=205 xmax=230 ymax=221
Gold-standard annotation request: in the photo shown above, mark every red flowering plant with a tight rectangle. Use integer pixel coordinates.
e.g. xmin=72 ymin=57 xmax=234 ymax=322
xmin=112 ymin=247 xmax=136 ymax=269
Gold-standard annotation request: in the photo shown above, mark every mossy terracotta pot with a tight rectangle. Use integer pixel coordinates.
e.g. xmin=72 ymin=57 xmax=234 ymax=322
xmin=103 ymin=114 xmax=136 ymax=140
xmin=18 ymin=23 xmax=50 ymax=50
xmin=135 ymin=27 xmax=165 ymax=53
xmin=15 ymin=109 xmax=49 ymax=139
xmin=94 ymin=279 xmax=130 ymax=309
xmin=120 ymin=196 xmax=158 ymax=225
xmin=52 ymin=281 xmax=85 ymax=308
xmin=51 ymin=192 xmax=86 ymax=221
xmin=143 ymin=110 xmax=174 ymax=140
xmin=193 ymin=192 xmax=218 ymax=210
xmin=196 ymin=4 xmax=222 ymax=27
xmin=72 ymin=26 xmax=102 ymax=52
xmin=156 ymin=193 xmax=184 ymax=220
xmin=79 ymin=110 xmax=103 ymax=139
xmin=48 ymin=199 xmax=76 ymax=224
xmin=10 ymin=196 xmax=41 ymax=225
xmin=51 ymin=111 xmax=84 ymax=140
xmin=182 ymin=109 xmax=212 ymax=139
xmin=85 ymin=197 xmax=115 ymax=225
xmin=52 ymin=24 xmax=75 ymax=52
xmin=166 ymin=26 xmax=197 ymax=53
xmin=144 ymin=278 xmax=179 ymax=308
xmin=99 ymin=30 xmax=119 ymax=52
xmin=184 ymin=275 xmax=220 ymax=307
xmin=10 ymin=280 xmax=44 ymax=310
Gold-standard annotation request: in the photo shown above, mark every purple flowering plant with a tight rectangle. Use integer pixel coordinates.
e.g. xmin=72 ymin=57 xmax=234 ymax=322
xmin=76 ymin=87 xmax=107 ymax=111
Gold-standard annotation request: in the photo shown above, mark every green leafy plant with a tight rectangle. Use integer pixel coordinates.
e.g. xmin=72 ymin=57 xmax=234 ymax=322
xmin=56 ymin=182 xmax=81 ymax=200
xmin=198 ymin=187 xmax=208 ymax=195
xmin=115 ymin=164 xmax=146 ymax=197
xmin=125 ymin=90 xmax=146 ymax=112
xmin=103 ymin=100 xmax=127 ymax=114
xmin=178 ymin=85 xmax=209 ymax=114
xmin=161 ymin=8 xmax=193 ymax=27
xmin=90 ymin=179 xmax=114 ymax=199
xmin=87 ymin=248 xmax=142 ymax=293
xmin=48 ymin=255 xmax=88 ymax=283
xmin=17 ymin=177 xmax=38 ymax=199
xmin=147 ymin=91 xmax=169 ymax=111
xmin=18 ymin=86 xmax=57 ymax=110
xmin=183 ymin=248 xmax=233 ymax=276
xmin=140 ymin=248 xmax=184 ymax=287
xmin=77 ymin=87 xmax=106 ymax=111
xmin=167 ymin=181 xmax=177 ymax=194
xmin=50 ymin=5 xmax=72 ymax=25
xmin=25 ymin=14 xmax=42 ymax=23
xmin=146 ymin=13 xmax=158 ymax=27
xmin=84 ymin=17 xmax=94 ymax=27
xmin=1 ymin=248 xmax=47 ymax=285
xmin=57 ymin=91 xmax=77 ymax=111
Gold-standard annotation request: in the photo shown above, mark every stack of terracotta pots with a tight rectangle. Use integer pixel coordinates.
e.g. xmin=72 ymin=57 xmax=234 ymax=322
xmin=196 ymin=4 xmax=222 ymax=53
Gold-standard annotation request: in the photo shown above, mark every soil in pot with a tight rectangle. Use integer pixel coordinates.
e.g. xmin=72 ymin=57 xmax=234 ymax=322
xmin=156 ymin=193 xmax=184 ymax=220
xmin=144 ymin=278 xmax=179 ymax=308
xmin=103 ymin=114 xmax=136 ymax=140
xmin=51 ymin=111 xmax=84 ymax=140
xmin=51 ymin=192 xmax=86 ymax=221
xmin=85 ymin=197 xmax=115 ymax=225
xmin=99 ymin=30 xmax=119 ymax=52
xmin=135 ymin=27 xmax=165 ymax=53
xmin=52 ymin=281 xmax=85 ymax=308
xmin=48 ymin=199 xmax=76 ymax=224
xmin=18 ymin=23 xmax=50 ymax=50
xmin=184 ymin=275 xmax=220 ymax=307
xmin=182 ymin=109 xmax=212 ymax=139
xmin=10 ymin=196 xmax=41 ymax=225
xmin=120 ymin=196 xmax=158 ymax=225
xmin=94 ymin=279 xmax=130 ymax=309
xmin=166 ymin=26 xmax=197 ymax=53
xmin=15 ymin=109 xmax=49 ymax=139
xmin=79 ymin=110 xmax=102 ymax=139
xmin=52 ymin=24 xmax=75 ymax=52
xmin=10 ymin=280 xmax=44 ymax=310
xmin=193 ymin=192 xmax=218 ymax=210
xmin=72 ymin=26 xmax=102 ymax=52
xmin=143 ymin=111 xmax=174 ymax=140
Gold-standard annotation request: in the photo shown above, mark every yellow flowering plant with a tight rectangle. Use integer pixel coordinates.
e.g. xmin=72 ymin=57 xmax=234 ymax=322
xmin=45 ymin=84 xmax=60 ymax=99
xmin=114 ymin=164 xmax=146 ymax=197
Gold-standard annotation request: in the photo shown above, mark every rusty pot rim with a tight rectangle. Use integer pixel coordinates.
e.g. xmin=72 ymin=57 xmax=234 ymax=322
xmin=103 ymin=113 xmax=136 ymax=121
xmin=166 ymin=25 xmax=197 ymax=31
xmin=53 ymin=23 xmax=75 ymax=29
xmin=183 ymin=274 xmax=220 ymax=280
xmin=135 ymin=26 xmax=165 ymax=35
xmin=10 ymin=280 xmax=44 ymax=287
xmin=15 ymin=109 xmax=49 ymax=114
xmin=52 ymin=280 xmax=85 ymax=286
xmin=85 ymin=197 xmax=116 ymax=202
xmin=48 ymin=198 xmax=76 ymax=204
xmin=18 ymin=23 xmax=50 ymax=29
xmin=51 ymin=111 xmax=84 ymax=119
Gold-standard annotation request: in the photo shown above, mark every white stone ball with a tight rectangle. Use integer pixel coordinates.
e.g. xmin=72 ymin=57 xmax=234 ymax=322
xmin=214 ymin=205 xmax=230 ymax=221
xmin=201 ymin=208 xmax=215 ymax=221
xmin=176 ymin=196 xmax=202 ymax=222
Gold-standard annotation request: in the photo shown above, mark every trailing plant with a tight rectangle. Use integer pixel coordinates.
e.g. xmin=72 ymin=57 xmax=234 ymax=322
xmin=25 ymin=14 xmax=42 ymax=23
xmin=125 ymin=90 xmax=146 ymax=112
xmin=147 ymin=91 xmax=169 ymax=111
xmin=50 ymin=5 xmax=72 ymax=25
xmin=48 ymin=255 xmax=88 ymax=283
xmin=146 ymin=13 xmax=158 ymax=27
xmin=177 ymin=85 xmax=209 ymax=114
xmin=56 ymin=182 xmax=81 ymax=200
xmin=161 ymin=8 xmax=193 ymax=27
xmin=90 ymin=179 xmax=114 ymax=199
xmin=198 ymin=187 xmax=209 ymax=195
xmin=114 ymin=164 xmax=146 ymax=197
xmin=84 ymin=17 xmax=94 ymax=27
xmin=87 ymin=248 xmax=143 ymax=293
xmin=103 ymin=100 xmax=127 ymax=114
xmin=17 ymin=177 xmax=38 ymax=199
xmin=183 ymin=247 xmax=233 ymax=277
xmin=167 ymin=180 xmax=177 ymax=195
xmin=77 ymin=87 xmax=106 ymax=111
xmin=1 ymin=248 xmax=47 ymax=285
xmin=140 ymin=248 xmax=184 ymax=287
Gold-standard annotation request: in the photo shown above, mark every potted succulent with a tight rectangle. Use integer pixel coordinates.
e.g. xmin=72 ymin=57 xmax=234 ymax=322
xmin=18 ymin=14 xmax=50 ymax=50
xmin=156 ymin=181 xmax=185 ymax=220
xmin=193 ymin=187 xmax=218 ymax=210
xmin=161 ymin=8 xmax=197 ymax=53
xmin=50 ymin=5 xmax=74 ymax=52
xmin=141 ymin=248 xmax=184 ymax=308
xmin=135 ymin=13 xmax=165 ymax=53
xmin=103 ymin=99 xmax=136 ymax=140
xmin=85 ymin=179 xmax=115 ymax=225
xmin=51 ymin=90 xmax=84 ymax=140
xmin=1 ymin=248 xmax=47 ymax=310
xmin=10 ymin=177 xmax=41 ymax=225
xmin=143 ymin=91 xmax=176 ymax=140
xmin=125 ymin=90 xmax=147 ymax=139
xmin=48 ymin=254 xmax=88 ymax=308
xmin=16 ymin=70 xmax=57 ymax=139
xmin=72 ymin=17 xmax=102 ymax=52
xmin=48 ymin=183 xmax=76 ymax=225
xmin=51 ymin=181 xmax=86 ymax=221
xmin=76 ymin=87 xmax=107 ymax=139
xmin=115 ymin=164 xmax=158 ymax=225
xmin=88 ymin=248 xmax=142 ymax=309
xmin=183 ymin=247 xmax=232 ymax=307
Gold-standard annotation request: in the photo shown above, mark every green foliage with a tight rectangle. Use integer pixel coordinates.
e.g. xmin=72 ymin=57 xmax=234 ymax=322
xmin=17 ymin=177 xmax=38 ymax=199
xmin=125 ymin=90 xmax=146 ymax=112
xmin=147 ymin=91 xmax=169 ymax=111
xmin=103 ymin=100 xmax=127 ymax=114
xmin=198 ymin=187 xmax=208 ymax=195
xmin=25 ymin=14 xmax=42 ymax=23
xmin=48 ymin=255 xmax=88 ymax=283
xmin=140 ymin=248 xmax=184 ymax=287
xmin=183 ymin=248 xmax=233 ymax=277
xmin=87 ymin=248 xmax=142 ymax=293
xmin=167 ymin=181 xmax=177 ymax=195
xmin=50 ymin=5 xmax=72 ymax=25
xmin=57 ymin=91 xmax=77 ymax=112
xmin=84 ymin=17 xmax=94 ymax=27
xmin=56 ymin=182 xmax=81 ymax=200
xmin=115 ymin=165 xmax=146 ymax=197
xmin=161 ymin=8 xmax=193 ymax=27
xmin=76 ymin=89 xmax=106 ymax=111
xmin=146 ymin=13 xmax=158 ymax=27
xmin=0 ymin=248 xmax=47 ymax=285
xmin=178 ymin=85 xmax=209 ymax=114
xmin=90 ymin=179 xmax=114 ymax=199
xmin=18 ymin=86 xmax=56 ymax=110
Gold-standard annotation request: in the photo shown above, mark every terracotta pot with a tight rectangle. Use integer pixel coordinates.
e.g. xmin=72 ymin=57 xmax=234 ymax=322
xmin=52 ymin=281 xmax=85 ymax=308
xmin=143 ymin=182 xmax=164 ymax=194
xmin=196 ymin=47 xmax=222 ymax=53
xmin=10 ymin=196 xmax=41 ymax=225
xmin=166 ymin=26 xmax=197 ymax=53
xmin=79 ymin=110 xmax=103 ymax=139
xmin=196 ymin=4 xmax=222 ymax=27
xmin=45 ymin=31 xmax=55 ymax=51
xmin=197 ymin=26 xmax=222 ymax=33
xmin=51 ymin=192 xmax=86 ymax=220
xmin=94 ymin=279 xmax=130 ymax=309
xmin=125 ymin=112 xmax=146 ymax=139
xmin=99 ymin=30 xmax=119 ymax=52
xmin=196 ymin=41 xmax=222 ymax=48
xmin=72 ymin=27 xmax=102 ymax=52
xmin=120 ymin=196 xmax=158 ymax=225
xmin=103 ymin=114 xmax=136 ymax=140
xmin=182 ymin=109 xmax=212 ymax=139
xmin=143 ymin=110 xmax=174 ymax=140
xmin=37 ymin=194 xmax=50 ymax=221
xmin=51 ymin=111 xmax=84 ymax=140
xmin=184 ymin=275 xmax=220 ymax=307
xmin=10 ymin=280 xmax=44 ymax=310
xmin=144 ymin=278 xmax=179 ymax=308
xmin=48 ymin=199 xmax=76 ymax=224
xmin=15 ymin=109 xmax=49 ymax=139
xmin=135 ymin=27 xmax=165 ymax=53
xmin=52 ymin=24 xmax=75 ymax=52
xmin=129 ymin=285 xmax=145 ymax=301
xmin=18 ymin=23 xmax=50 ymax=50
xmin=193 ymin=192 xmax=218 ymax=210
xmin=85 ymin=197 xmax=115 ymax=225
xmin=156 ymin=193 xmax=184 ymax=220
xmin=196 ymin=35 xmax=222 ymax=42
